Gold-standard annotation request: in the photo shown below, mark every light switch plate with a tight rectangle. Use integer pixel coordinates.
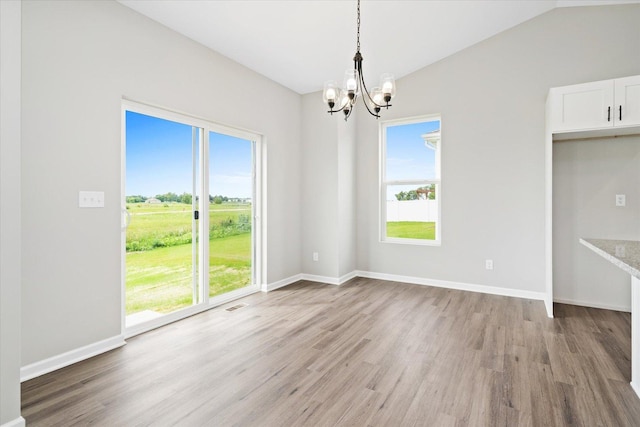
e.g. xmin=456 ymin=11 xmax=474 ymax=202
xmin=79 ymin=191 xmax=105 ymax=208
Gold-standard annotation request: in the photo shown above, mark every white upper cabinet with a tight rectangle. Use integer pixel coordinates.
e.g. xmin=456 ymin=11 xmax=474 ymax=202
xmin=615 ymin=76 xmax=640 ymax=127
xmin=549 ymin=75 xmax=640 ymax=134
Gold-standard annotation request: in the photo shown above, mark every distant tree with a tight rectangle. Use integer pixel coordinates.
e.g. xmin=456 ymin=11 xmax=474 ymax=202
xmin=126 ymin=195 xmax=146 ymax=203
xmin=213 ymin=195 xmax=223 ymax=205
xmin=395 ymin=185 xmax=436 ymax=201
xmin=156 ymin=192 xmax=178 ymax=203
xmin=179 ymin=192 xmax=192 ymax=205
xmin=419 ymin=184 xmax=436 ymax=200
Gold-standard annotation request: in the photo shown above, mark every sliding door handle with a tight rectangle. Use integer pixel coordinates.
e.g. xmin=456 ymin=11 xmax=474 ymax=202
xmin=607 ymin=106 xmax=611 ymax=122
xmin=619 ymin=105 xmax=622 ymax=121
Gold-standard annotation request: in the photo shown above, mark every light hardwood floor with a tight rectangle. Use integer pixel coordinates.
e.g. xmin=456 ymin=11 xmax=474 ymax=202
xmin=22 ymin=278 xmax=640 ymax=426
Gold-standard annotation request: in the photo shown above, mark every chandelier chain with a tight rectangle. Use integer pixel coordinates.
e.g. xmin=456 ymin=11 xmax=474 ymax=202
xmin=356 ymin=0 xmax=360 ymax=52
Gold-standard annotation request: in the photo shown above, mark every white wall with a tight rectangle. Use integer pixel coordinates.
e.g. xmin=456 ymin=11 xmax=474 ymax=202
xmin=1 ymin=2 xmax=24 ymax=425
xmin=21 ymin=0 xmax=301 ymax=366
xmin=356 ymin=4 xmax=640 ymax=292
xmin=554 ymin=136 xmax=640 ymax=311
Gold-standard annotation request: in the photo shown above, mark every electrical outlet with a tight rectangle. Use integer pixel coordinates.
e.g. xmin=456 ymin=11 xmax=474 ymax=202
xmin=313 ymin=252 xmax=319 ymax=261
xmin=616 ymin=194 xmax=626 ymax=207
xmin=485 ymin=259 xmax=493 ymax=270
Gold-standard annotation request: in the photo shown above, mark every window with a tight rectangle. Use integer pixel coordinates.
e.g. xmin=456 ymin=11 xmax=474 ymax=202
xmin=380 ymin=115 xmax=441 ymax=244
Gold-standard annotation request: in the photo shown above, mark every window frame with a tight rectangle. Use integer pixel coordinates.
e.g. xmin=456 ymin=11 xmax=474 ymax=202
xmin=379 ymin=114 xmax=442 ymax=246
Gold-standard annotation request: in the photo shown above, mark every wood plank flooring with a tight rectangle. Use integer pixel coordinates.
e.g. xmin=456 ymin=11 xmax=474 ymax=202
xmin=21 ymin=278 xmax=640 ymax=426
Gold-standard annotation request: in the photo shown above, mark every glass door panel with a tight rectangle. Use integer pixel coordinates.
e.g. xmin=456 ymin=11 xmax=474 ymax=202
xmin=209 ymin=131 xmax=253 ymax=298
xmin=125 ymin=111 xmax=200 ymax=326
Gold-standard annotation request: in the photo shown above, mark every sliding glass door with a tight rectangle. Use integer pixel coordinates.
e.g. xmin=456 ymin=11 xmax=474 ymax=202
xmin=209 ymin=131 xmax=254 ymax=298
xmin=122 ymin=102 xmax=261 ymax=334
xmin=124 ymin=111 xmax=200 ymax=325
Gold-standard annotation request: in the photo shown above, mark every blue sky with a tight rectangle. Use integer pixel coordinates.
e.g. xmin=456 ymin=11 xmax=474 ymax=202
xmin=126 ymin=111 xmax=252 ymax=199
xmin=126 ymin=111 xmax=436 ymax=201
xmin=385 ymin=119 xmax=440 ymax=199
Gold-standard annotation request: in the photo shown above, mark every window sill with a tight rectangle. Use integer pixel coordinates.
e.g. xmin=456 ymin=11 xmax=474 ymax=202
xmin=381 ymin=237 xmax=441 ymax=247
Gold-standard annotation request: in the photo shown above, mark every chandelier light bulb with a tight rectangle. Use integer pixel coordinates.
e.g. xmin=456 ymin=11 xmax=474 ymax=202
xmin=370 ymin=87 xmax=383 ymax=113
xmin=343 ymin=69 xmax=358 ymax=100
xmin=323 ymin=80 xmax=339 ymax=110
xmin=380 ymin=73 xmax=396 ymax=104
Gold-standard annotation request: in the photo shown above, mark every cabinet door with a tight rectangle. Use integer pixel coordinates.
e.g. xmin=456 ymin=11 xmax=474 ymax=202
xmin=615 ymin=75 xmax=640 ymax=127
xmin=549 ymin=80 xmax=614 ymax=132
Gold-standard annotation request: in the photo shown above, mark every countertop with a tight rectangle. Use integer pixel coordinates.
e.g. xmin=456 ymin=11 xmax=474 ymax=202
xmin=579 ymin=238 xmax=640 ymax=280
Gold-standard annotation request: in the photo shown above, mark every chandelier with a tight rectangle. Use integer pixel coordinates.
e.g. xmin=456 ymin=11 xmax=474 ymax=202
xmin=322 ymin=0 xmax=396 ymax=121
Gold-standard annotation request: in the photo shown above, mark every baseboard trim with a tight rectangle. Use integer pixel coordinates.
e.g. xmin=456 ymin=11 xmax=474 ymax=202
xmin=265 ymin=274 xmax=303 ymax=292
xmin=338 ymin=270 xmax=358 ymax=284
xmin=300 ymin=273 xmax=339 ymax=285
xmin=355 ymin=270 xmax=547 ymax=302
xmin=553 ymin=297 xmax=631 ymax=313
xmin=20 ymin=335 xmax=125 ymax=382
xmin=300 ymin=273 xmax=340 ymax=285
xmin=277 ymin=269 xmax=546 ymax=302
xmin=300 ymin=271 xmax=359 ymax=286
xmin=0 ymin=417 xmax=26 ymax=427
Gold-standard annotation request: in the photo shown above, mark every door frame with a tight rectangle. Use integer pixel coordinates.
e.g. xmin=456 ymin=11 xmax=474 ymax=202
xmin=120 ymin=99 xmax=265 ymax=338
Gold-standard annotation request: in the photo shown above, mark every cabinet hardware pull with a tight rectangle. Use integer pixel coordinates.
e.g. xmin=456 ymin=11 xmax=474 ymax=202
xmin=619 ymin=105 xmax=622 ymax=121
xmin=608 ymin=106 xmax=611 ymax=122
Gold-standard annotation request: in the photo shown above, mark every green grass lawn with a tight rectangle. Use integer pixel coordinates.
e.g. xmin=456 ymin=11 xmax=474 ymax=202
xmin=126 ymin=202 xmax=251 ymax=251
xmin=125 ymin=202 xmax=252 ymax=316
xmin=386 ymin=221 xmax=436 ymax=240
xmin=126 ymin=233 xmax=251 ymax=315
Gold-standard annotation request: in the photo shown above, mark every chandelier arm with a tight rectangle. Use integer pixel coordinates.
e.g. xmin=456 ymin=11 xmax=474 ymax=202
xmin=357 ymin=72 xmax=381 ymax=118
xmin=327 ymin=102 xmax=349 ymax=114
xmin=359 ymin=85 xmax=381 ymax=118
xmin=357 ymin=63 xmax=384 ymax=109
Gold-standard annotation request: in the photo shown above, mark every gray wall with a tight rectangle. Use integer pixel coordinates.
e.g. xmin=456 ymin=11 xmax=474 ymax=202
xmin=301 ymin=95 xmax=357 ymax=279
xmin=1 ymin=1 xmax=23 ymax=425
xmin=354 ymin=5 xmax=640 ymax=291
xmin=21 ymin=0 xmax=301 ymax=366
xmin=554 ymin=136 xmax=640 ymax=311
xmin=301 ymin=96 xmax=339 ymax=278
xmin=337 ymin=114 xmax=357 ymax=278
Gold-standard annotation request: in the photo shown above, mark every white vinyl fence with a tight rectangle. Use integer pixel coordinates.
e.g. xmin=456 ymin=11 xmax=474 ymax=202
xmin=386 ymin=200 xmax=438 ymax=222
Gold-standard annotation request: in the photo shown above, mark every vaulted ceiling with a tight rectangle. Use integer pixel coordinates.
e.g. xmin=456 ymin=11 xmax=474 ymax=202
xmin=118 ymin=0 xmax=638 ymax=94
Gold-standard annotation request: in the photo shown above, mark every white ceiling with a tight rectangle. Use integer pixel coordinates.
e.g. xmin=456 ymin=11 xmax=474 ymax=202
xmin=118 ymin=0 xmax=639 ymax=94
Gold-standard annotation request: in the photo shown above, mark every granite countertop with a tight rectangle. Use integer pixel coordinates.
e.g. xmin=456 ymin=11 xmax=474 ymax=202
xmin=580 ymin=238 xmax=640 ymax=280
